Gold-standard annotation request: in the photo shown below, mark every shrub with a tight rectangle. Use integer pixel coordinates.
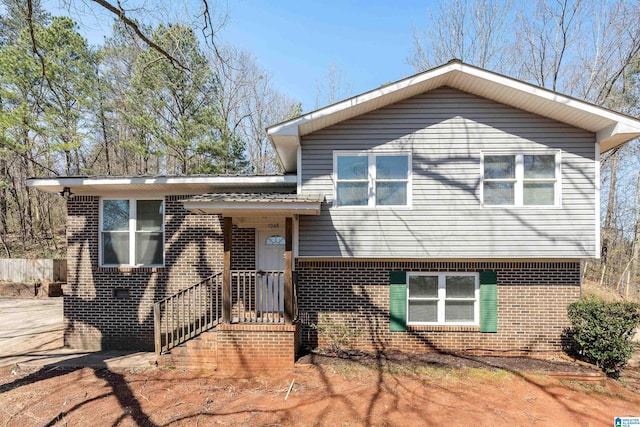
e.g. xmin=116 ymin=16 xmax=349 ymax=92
xmin=311 ymin=314 xmax=361 ymax=354
xmin=567 ymin=297 xmax=640 ymax=377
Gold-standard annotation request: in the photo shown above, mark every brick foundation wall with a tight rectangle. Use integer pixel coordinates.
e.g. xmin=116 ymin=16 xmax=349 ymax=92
xmin=295 ymin=260 xmax=581 ymax=355
xmin=216 ymin=324 xmax=299 ymax=372
xmin=65 ymin=195 xmax=256 ymax=350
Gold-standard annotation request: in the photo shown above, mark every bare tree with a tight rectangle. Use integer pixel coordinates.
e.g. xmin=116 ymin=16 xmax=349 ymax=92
xmin=211 ymin=45 xmax=300 ymax=174
xmin=630 ymin=172 xmax=640 ymax=295
xmin=408 ymin=0 xmax=513 ymax=71
xmin=314 ymin=63 xmax=353 ymax=108
xmin=26 ymin=0 xmax=230 ymax=71
xmin=510 ymin=0 xmax=582 ymax=91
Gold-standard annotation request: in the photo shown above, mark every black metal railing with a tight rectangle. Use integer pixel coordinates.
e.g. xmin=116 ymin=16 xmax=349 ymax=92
xmin=153 ymin=272 xmax=222 ymax=354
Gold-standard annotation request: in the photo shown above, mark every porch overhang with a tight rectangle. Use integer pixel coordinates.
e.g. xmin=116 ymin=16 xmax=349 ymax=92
xmin=182 ymin=193 xmax=324 ymax=216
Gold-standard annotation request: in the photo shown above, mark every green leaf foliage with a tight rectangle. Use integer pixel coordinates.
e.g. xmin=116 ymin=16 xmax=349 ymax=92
xmin=567 ymin=297 xmax=640 ymax=377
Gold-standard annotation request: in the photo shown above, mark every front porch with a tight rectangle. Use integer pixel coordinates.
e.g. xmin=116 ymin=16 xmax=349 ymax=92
xmin=153 ymin=268 xmax=296 ymax=355
xmin=153 ymin=193 xmax=322 ymax=371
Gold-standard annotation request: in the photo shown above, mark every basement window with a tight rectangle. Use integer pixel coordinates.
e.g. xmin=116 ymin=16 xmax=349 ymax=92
xmin=407 ymin=273 xmax=479 ymax=325
xmin=113 ymin=288 xmax=131 ymax=299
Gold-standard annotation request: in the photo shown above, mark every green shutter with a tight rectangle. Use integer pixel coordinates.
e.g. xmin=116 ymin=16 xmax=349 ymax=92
xmin=389 ymin=271 xmax=407 ymax=331
xmin=389 ymin=270 xmax=406 ymax=285
xmin=479 ymin=271 xmax=498 ymax=333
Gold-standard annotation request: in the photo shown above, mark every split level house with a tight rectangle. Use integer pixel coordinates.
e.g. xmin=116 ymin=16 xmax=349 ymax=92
xmin=27 ymin=60 xmax=640 ymax=372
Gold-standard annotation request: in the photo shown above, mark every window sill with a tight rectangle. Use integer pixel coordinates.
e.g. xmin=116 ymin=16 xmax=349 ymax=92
xmin=407 ymin=325 xmax=480 ymax=332
xmin=481 ymin=204 xmax=562 ymax=210
xmin=330 ymin=205 xmax=413 ymax=211
xmin=96 ymin=266 xmax=165 ymax=273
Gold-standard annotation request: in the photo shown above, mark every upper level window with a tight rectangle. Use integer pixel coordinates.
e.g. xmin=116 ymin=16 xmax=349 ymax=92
xmin=101 ymin=199 xmax=164 ymax=267
xmin=482 ymin=152 xmax=559 ymax=207
xmin=334 ymin=152 xmax=411 ymax=207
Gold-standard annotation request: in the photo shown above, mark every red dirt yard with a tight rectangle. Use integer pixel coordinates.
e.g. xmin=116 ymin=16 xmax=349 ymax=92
xmin=1 ymin=357 xmax=639 ymax=426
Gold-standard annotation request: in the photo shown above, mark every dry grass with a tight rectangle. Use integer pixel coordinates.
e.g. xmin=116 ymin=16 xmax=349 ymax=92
xmin=582 ymin=279 xmax=640 ymax=303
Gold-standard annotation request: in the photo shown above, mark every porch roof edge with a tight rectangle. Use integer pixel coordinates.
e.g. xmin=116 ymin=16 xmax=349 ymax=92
xmin=182 ymin=193 xmax=324 ymax=216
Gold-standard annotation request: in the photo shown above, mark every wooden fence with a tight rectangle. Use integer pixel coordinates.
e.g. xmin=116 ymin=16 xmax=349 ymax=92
xmin=0 ymin=259 xmax=67 ymax=282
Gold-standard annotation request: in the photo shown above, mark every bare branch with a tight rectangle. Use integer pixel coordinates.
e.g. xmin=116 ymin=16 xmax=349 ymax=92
xmin=1 ymin=143 xmax=59 ymax=176
xmin=89 ymin=0 xmax=189 ymax=71
xmin=26 ymin=0 xmax=46 ymax=77
xmin=199 ymin=0 xmax=228 ymax=64
xmin=596 ymin=39 xmax=640 ymax=105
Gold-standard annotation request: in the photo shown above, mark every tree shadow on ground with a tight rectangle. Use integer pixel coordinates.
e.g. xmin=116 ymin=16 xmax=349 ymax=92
xmin=0 ymin=353 xmax=156 ymax=426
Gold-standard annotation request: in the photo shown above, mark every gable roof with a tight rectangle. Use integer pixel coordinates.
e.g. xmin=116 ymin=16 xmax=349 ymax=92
xmin=268 ymin=59 xmax=640 ymax=173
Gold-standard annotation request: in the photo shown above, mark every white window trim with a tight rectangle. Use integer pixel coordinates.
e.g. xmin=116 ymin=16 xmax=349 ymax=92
xmin=407 ymin=272 xmax=479 ymax=326
xmin=480 ymin=151 xmax=562 ymax=208
xmin=99 ymin=197 xmax=166 ymax=267
xmin=332 ymin=150 xmax=413 ymax=209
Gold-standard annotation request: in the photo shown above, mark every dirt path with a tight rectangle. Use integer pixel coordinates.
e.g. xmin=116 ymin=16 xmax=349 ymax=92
xmin=1 ymin=361 xmax=639 ymax=426
xmin=0 ymin=297 xmax=638 ymax=425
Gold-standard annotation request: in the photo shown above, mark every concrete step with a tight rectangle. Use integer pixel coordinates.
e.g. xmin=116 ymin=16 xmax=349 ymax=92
xmin=170 ymin=346 xmax=215 ymax=358
xmin=159 ymin=350 xmax=216 ymax=361
xmin=157 ymin=353 xmax=217 ymax=371
xmin=185 ymin=337 xmax=216 ymax=349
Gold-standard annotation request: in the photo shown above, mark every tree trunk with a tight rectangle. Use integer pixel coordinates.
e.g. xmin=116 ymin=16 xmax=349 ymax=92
xmin=0 ymin=157 xmax=7 ymax=235
xmin=604 ymin=149 xmax=619 ymax=230
xmin=601 ymin=149 xmax=620 ymax=274
xmin=631 ymin=171 xmax=640 ymax=296
xmin=97 ymin=79 xmax=112 ymax=174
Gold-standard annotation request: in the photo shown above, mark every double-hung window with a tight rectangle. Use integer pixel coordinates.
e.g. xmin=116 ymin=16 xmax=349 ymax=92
xmin=101 ymin=199 xmax=164 ymax=267
xmin=407 ymin=273 xmax=479 ymax=325
xmin=482 ymin=152 xmax=559 ymax=207
xmin=334 ymin=152 xmax=411 ymax=207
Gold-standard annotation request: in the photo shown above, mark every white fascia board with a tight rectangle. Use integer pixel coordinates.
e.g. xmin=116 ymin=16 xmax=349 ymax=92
xmin=27 ymin=175 xmax=297 ymax=193
xmin=268 ymin=62 xmax=458 ymax=173
xmin=458 ymin=64 xmax=640 ymax=129
xmin=267 ymin=61 xmax=458 ymax=139
xmin=269 ymin=60 xmax=640 ymax=148
xmin=596 ymin=123 xmax=640 ymax=151
xmin=268 ymin=60 xmax=640 ymax=173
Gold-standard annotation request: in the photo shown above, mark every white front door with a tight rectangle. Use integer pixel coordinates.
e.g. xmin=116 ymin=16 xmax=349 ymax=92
xmin=257 ymin=230 xmax=285 ymax=271
xmin=257 ymin=229 xmax=285 ymax=312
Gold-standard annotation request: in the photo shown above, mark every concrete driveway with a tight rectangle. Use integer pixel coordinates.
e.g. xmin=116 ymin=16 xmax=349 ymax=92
xmin=0 ymin=298 xmax=63 ymax=365
xmin=0 ymin=297 xmax=155 ymax=369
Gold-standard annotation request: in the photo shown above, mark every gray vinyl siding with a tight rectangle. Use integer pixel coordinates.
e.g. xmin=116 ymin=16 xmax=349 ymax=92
xmin=298 ymin=87 xmax=596 ymax=258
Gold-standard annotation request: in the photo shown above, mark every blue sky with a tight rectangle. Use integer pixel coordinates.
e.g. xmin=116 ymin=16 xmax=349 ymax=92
xmin=42 ymin=0 xmax=436 ymax=112
xmin=220 ymin=0 xmax=433 ymax=111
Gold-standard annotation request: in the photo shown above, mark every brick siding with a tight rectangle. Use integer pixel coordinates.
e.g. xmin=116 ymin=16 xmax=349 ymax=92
xmin=295 ymin=260 xmax=581 ymax=355
xmin=65 ymin=195 xmax=582 ymax=356
xmin=216 ymin=324 xmax=299 ymax=372
xmin=65 ymin=195 xmax=256 ymax=350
